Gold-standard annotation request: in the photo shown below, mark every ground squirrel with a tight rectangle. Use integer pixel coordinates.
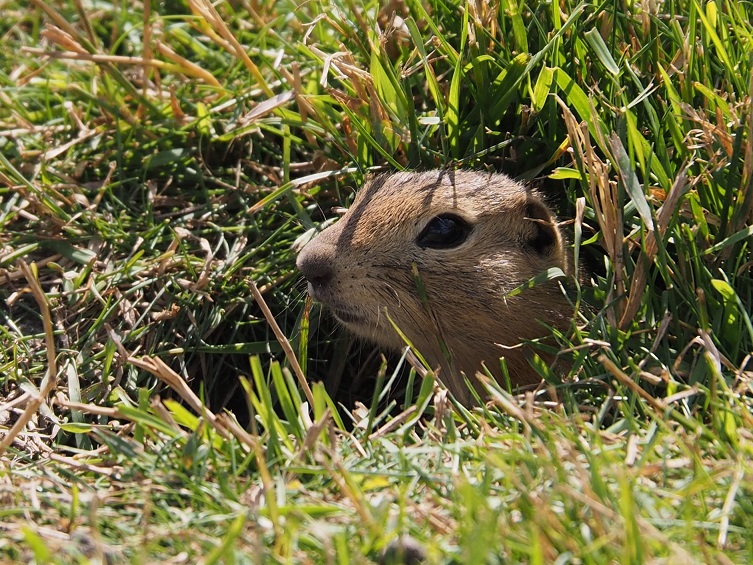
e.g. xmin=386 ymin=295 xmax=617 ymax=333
xmin=297 ymin=170 xmax=572 ymax=405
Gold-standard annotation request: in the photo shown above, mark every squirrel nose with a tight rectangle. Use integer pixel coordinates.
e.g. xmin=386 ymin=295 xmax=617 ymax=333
xmin=296 ymin=246 xmax=334 ymax=288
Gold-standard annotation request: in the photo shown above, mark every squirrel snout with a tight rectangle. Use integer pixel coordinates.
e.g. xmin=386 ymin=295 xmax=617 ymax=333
xmin=296 ymin=246 xmax=334 ymax=289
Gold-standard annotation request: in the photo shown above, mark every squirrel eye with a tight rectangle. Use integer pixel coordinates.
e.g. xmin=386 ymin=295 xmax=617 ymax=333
xmin=416 ymin=214 xmax=472 ymax=249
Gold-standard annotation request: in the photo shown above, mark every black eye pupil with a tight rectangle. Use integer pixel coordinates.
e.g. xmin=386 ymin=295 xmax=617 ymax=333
xmin=416 ymin=214 xmax=471 ymax=249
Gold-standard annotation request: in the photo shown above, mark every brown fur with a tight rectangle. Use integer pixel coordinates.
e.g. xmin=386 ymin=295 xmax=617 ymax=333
xmin=296 ymin=170 xmax=572 ymax=405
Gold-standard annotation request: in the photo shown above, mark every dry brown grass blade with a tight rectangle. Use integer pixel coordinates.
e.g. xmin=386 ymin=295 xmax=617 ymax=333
xmin=575 ymin=196 xmax=586 ymax=273
xmin=186 ymin=0 xmax=273 ymax=96
xmin=586 ymin=141 xmax=624 ymax=326
xmin=0 ymin=254 xmax=61 ymax=284
xmin=57 ymin=399 xmax=120 ymax=418
xmin=0 ymin=261 xmax=58 ymax=456
xmin=718 ymin=461 xmax=745 ymax=549
xmin=48 ymin=453 xmax=115 ymax=476
xmin=599 ymin=355 xmax=666 ymax=412
xmin=297 ymin=407 xmax=332 ymax=458
xmin=734 ymin=81 xmax=753 ymax=229
xmin=126 ymin=354 xmax=230 ymax=439
xmin=39 ymin=25 xmax=88 ymax=54
xmin=278 ymin=64 xmax=319 ymax=145
xmin=22 ymin=46 xmax=222 ymax=88
xmin=556 ymin=96 xmax=624 ymax=326
xmin=154 ymin=43 xmax=223 ymax=88
xmin=22 ymin=258 xmax=58 ymax=377
xmin=308 ymin=45 xmax=373 ymax=88
xmin=234 ymin=91 xmax=296 ymax=130
xmin=28 ymin=0 xmax=90 ymax=52
xmin=480 ymin=375 xmax=539 ymax=435
xmin=29 ymin=4 xmax=221 ymax=89
xmin=71 ymin=0 xmax=97 ymax=46
xmin=248 ymin=278 xmax=316 ymax=408
xmin=368 ymin=405 xmax=417 ymax=440
xmin=215 ymin=413 xmax=258 ymax=454
xmin=618 ymin=167 xmax=690 ymax=329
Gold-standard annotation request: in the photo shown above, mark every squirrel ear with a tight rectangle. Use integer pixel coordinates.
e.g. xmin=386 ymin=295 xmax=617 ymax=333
xmin=522 ymin=198 xmax=559 ymax=255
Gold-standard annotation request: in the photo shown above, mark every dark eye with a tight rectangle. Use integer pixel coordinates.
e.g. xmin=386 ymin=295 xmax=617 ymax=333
xmin=416 ymin=214 xmax=472 ymax=249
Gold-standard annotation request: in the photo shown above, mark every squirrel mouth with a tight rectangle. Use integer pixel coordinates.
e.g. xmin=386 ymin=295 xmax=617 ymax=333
xmin=331 ymin=307 xmax=368 ymax=326
xmin=305 ymin=283 xmax=368 ymax=326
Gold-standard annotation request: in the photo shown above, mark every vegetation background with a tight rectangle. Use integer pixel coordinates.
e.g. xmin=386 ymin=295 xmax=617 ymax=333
xmin=1 ymin=0 xmax=751 ymax=562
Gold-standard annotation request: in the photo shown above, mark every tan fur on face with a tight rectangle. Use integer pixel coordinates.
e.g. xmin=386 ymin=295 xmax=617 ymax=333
xmin=296 ymin=170 xmax=571 ymax=405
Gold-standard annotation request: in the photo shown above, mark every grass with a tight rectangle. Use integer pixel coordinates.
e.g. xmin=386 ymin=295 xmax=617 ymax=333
xmin=1 ymin=0 xmax=752 ymax=562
